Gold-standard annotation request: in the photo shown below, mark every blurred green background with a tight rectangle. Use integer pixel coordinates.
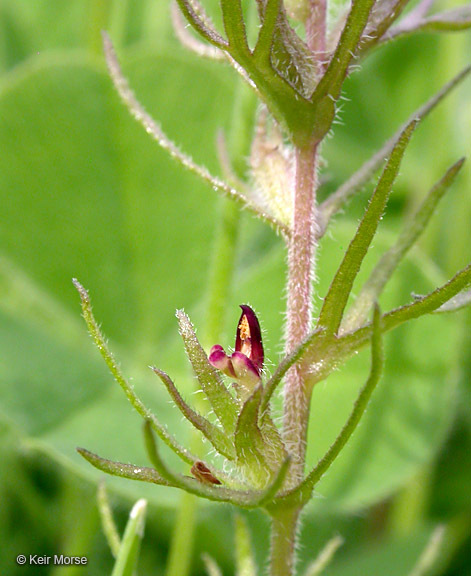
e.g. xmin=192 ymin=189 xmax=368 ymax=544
xmin=0 ymin=0 xmax=470 ymax=574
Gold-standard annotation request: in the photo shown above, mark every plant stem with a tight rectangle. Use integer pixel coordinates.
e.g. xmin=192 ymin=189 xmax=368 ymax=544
xmin=283 ymin=141 xmax=319 ymax=485
xmin=306 ymin=0 xmax=327 ymax=58
xmin=269 ymin=508 xmax=302 ymax=576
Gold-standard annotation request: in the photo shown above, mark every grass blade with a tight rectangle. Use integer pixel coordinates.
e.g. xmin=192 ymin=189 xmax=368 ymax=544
xmin=202 ymin=554 xmax=224 ymax=576
xmin=235 ymin=514 xmax=257 ymax=576
xmin=111 ymin=498 xmax=147 ymax=576
xmin=304 ymin=535 xmax=344 ymax=576
xmin=97 ymin=481 xmax=121 ymax=558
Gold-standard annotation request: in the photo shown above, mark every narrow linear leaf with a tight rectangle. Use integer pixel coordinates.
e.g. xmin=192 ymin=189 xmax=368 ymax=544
xmin=174 ymin=0 xmax=228 ymax=47
xmin=358 ymin=0 xmax=412 ymax=55
xmin=276 ymin=262 xmax=471 ymax=389
xmin=235 ymin=514 xmax=257 ymax=576
xmin=254 ymin=0 xmax=283 ymax=60
xmin=102 ymin=33 xmax=286 ymax=235
xmin=383 ymin=264 xmax=471 ymax=329
xmin=220 ymin=0 xmax=250 ymax=54
xmin=234 ymin=386 xmax=271 ymax=485
xmin=254 ymin=0 xmax=318 ymax=98
xmin=143 ymin=421 xmax=274 ymax=507
xmin=319 ymin=66 xmax=471 ymax=234
xmin=111 ymin=498 xmax=147 ymax=576
xmin=202 ymin=554 xmax=224 ymax=576
xmin=259 ymin=409 xmax=287 ymax=466
xmin=408 ymin=525 xmax=446 ymax=576
xmin=258 ymin=456 xmax=291 ymax=506
xmin=77 ymin=447 xmax=173 ymax=486
xmin=73 ymin=279 xmax=197 ymax=466
xmin=97 ymin=481 xmax=121 ymax=558
xmin=151 ymin=367 xmax=236 ymax=460
xmin=304 ymin=535 xmax=344 ymax=576
xmin=334 ymin=263 xmax=471 ymax=361
xmin=171 ymin=2 xmax=226 ymax=60
xmin=317 ymin=121 xmax=417 ymax=335
xmin=282 ymin=305 xmax=384 ymax=506
xmin=388 ymin=5 xmax=471 ymax=41
xmin=311 ymin=0 xmax=376 ymax=134
xmin=434 ymin=289 xmax=471 ymax=313
xmin=176 ymin=309 xmax=239 ymax=433
xmin=343 ymin=157 xmax=465 ymax=330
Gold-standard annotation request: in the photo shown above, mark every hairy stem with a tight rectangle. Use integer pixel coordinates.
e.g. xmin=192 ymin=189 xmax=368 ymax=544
xmin=269 ymin=508 xmax=302 ymax=576
xmin=306 ymin=0 xmax=327 ymax=58
xmin=283 ymin=141 xmax=319 ymax=484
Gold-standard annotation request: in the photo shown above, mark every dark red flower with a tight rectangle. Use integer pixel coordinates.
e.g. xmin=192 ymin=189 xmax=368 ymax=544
xmin=209 ymin=305 xmax=264 ymax=389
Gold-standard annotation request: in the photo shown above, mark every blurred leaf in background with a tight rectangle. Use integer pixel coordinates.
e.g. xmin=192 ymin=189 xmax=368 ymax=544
xmin=0 ymin=0 xmax=470 ymax=575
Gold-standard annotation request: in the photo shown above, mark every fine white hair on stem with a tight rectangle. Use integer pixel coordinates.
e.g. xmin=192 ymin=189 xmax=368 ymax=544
xmin=101 ymin=32 xmax=287 ymax=236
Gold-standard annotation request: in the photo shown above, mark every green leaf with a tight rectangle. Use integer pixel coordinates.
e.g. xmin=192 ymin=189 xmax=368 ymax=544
xmin=254 ymin=0 xmax=318 ymax=98
xmin=318 ymin=66 xmax=471 ymax=235
xmin=220 ymin=0 xmax=250 ymax=55
xmin=310 ymin=0 xmax=377 ymax=139
xmin=176 ymin=310 xmax=239 ymax=434
xmin=142 ymin=421 xmax=279 ymax=508
xmin=254 ymin=0 xmax=282 ymax=61
xmin=0 ymin=49 xmax=239 ymax=508
xmin=235 ymin=514 xmax=257 ymax=576
xmin=234 ymin=386 xmax=271 ymax=486
xmin=357 ymin=0 xmax=412 ymax=55
xmin=284 ymin=305 xmax=384 ymax=505
xmin=434 ymin=289 xmax=471 ymax=314
xmin=151 ymin=367 xmax=236 ymax=460
xmin=388 ymin=5 xmax=471 ymax=41
xmin=317 ymin=121 xmax=417 ymax=335
xmin=74 ymin=279 xmax=197 ymax=466
xmin=103 ymin=33 xmax=285 ymax=234
xmin=111 ymin=498 xmax=147 ymax=576
xmin=174 ymin=0 xmax=228 ymax=48
xmin=77 ymin=447 xmax=172 ymax=486
xmin=343 ymin=158 xmax=465 ymax=330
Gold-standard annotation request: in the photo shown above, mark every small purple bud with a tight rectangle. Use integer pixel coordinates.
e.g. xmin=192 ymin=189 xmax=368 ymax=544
xmin=209 ymin=345 xmax=236 ymax=378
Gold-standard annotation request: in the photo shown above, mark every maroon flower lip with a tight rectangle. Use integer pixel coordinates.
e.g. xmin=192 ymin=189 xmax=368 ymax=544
xmin=209 ymin=305 xmax=264 ymax=387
